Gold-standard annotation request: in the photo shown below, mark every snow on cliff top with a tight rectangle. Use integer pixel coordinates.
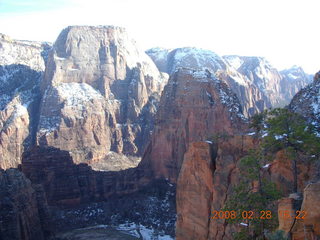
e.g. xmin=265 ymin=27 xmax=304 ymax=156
xmin=180 ymin=68 xmax=246 ymax=120
xmin=0 ymin=34 xmax=46 ymax=71
xmin=56 ymin=82 xmax=103 ymax=107
xmin=170 ymin=47 xmax=226 ymax=72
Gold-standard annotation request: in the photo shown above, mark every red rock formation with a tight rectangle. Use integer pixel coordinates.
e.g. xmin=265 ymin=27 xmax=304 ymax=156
xmin=269 ymin=150 xmax=314 ymax=195
xmin=176 ymin=136 xmax=255 ymax=240
xmin=176 ymin=142 xmax=215 ymax=240
xmin=296 ymin=182 xmax=320 ymax=238
xmin=140 ymin=68 xmax=247 ymax=182
xmin=278 ymin=182 xmax=320 ymax=240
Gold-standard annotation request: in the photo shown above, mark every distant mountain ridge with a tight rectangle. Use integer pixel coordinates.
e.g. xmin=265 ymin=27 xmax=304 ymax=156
xmin=147 ymin=47 xmax=313 ymax=116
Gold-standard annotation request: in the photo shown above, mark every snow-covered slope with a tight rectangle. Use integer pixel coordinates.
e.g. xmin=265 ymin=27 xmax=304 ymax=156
xmin=147 ymin=48 xmax=312 ymax=116
xmin=146 ymin=47 xmax=226 ymax=74
xmin=0 ymin=33 xmax=50 ymax=169
xmin=280 ymin=65 xmax=313 ymax=102
xmin=290 ymin=71 xmax=320 ymax=133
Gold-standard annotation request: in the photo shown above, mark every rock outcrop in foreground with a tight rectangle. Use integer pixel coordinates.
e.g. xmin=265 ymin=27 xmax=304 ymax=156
xmin=176 ymin=137 xmax=256 ymax=240
xmin=37 ymin=26 xmax=168 ymax=169
xmin=174 ymin=71 xmax=320 ymax=240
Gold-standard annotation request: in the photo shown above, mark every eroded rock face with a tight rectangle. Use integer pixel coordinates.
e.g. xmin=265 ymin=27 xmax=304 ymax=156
xmin=0 ymin=34 xmax=50 ymax=169
xmin=140 ymin=68 xmax=247 ymax=182
xmin=146 ymin=47 xmax=226 ymax=74
xmin=146 ymin=48 xmax=311 ymax=117
xmin=0 ymin=169 xmax=50 ymax=240
xmin=280 ymin=66 xmax=313 ymax=105
xmin=176 ymin=137 xmax=256 ymax=240
xmin=297 ymin=182 xmax=320 ymax=237
xmin=176 ymin=142 xmax=215 ymax=240
xmin=269 ymin=150 xmax=317 ymax=195
xmin=278 ymin=182 xmax=320 ymax=240
xmin=37 ymin=26 xmax=168 ymax=169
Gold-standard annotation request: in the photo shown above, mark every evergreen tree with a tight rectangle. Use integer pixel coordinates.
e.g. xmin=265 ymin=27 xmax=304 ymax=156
xmin=223 ymin=148 xmax=281 ymax=240
xmin=263 ymin=108 xmax=320 ymax=193
xmin=224 ymin=108 xmax=320 ymax=239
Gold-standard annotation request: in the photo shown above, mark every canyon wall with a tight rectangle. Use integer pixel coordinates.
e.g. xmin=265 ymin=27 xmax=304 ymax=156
xmin=0 ymin=34 xmax=50 ymax=169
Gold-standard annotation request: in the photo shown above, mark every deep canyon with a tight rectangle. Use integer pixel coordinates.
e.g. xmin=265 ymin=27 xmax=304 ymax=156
xmin=0 ymin=26 xmax=319 ymax=240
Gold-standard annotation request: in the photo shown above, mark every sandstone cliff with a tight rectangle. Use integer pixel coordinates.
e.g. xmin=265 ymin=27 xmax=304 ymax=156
xmin=175 ymin=134 xmax=320 ymax=240
xmin=176 ymin=137 xmax=256 ymax=240
xmin=140 ymin=68 xmax=247 ymax=182
xmin=277 ymin=181 xmax=320 ymax=240
xmin=0 ymin=34 xmax=50 ymax=169
xmin=37 ymin=26 xmax=168 ymax=169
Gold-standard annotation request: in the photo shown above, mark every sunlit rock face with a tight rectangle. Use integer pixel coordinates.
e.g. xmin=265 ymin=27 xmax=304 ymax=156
xmin=37 ymin=26 xmax=168 ymax=169
xmin=140 ymin=68 xmax=247 ymax=182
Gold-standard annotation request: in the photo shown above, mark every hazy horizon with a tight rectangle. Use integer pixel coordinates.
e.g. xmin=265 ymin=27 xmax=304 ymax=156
xmin=1 ymin=0 xmax=319 ymax=74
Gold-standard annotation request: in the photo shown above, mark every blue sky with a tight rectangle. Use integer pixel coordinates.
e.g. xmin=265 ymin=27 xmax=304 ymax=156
xmin=0 ymin=0 xmax=68 ymax=13
xmin=0 ymin=0 xmax=319 ymax=73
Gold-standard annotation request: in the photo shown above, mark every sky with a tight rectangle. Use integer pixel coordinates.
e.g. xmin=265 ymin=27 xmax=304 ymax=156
xmin=0 ymin=0 xmax=319 ymax=73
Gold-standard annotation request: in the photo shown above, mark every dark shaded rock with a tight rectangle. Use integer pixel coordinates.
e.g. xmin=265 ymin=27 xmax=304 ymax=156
xmin=0 ymin=168 xmax=50 ymax=240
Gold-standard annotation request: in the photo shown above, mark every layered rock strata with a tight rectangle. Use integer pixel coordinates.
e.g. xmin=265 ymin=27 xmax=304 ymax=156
xmin=21 ymin=146 xmax=151 ymax=207
xmin=140 ymin=68 xmax=247 ymax=182
xmin=37 ymin=26 xmax=168 ymax=169
xmin=176 ymin=136 xmax=255 ymax=240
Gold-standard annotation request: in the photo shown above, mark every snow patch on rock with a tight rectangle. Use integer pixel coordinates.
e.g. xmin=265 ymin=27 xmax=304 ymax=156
xmin=56 ymin=82 xmax=103 ymax=107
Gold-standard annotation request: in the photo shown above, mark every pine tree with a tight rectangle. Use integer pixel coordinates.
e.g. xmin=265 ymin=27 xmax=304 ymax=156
xmin=223 ymin=148 xmax=281 ymax=240
xmin=224 ymin=108 xmax=320 ymax=239
xmin=223 ymin=110 xmax=281 ymax=239
xmin=263 ymin=108 xmax=320 ymax=193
